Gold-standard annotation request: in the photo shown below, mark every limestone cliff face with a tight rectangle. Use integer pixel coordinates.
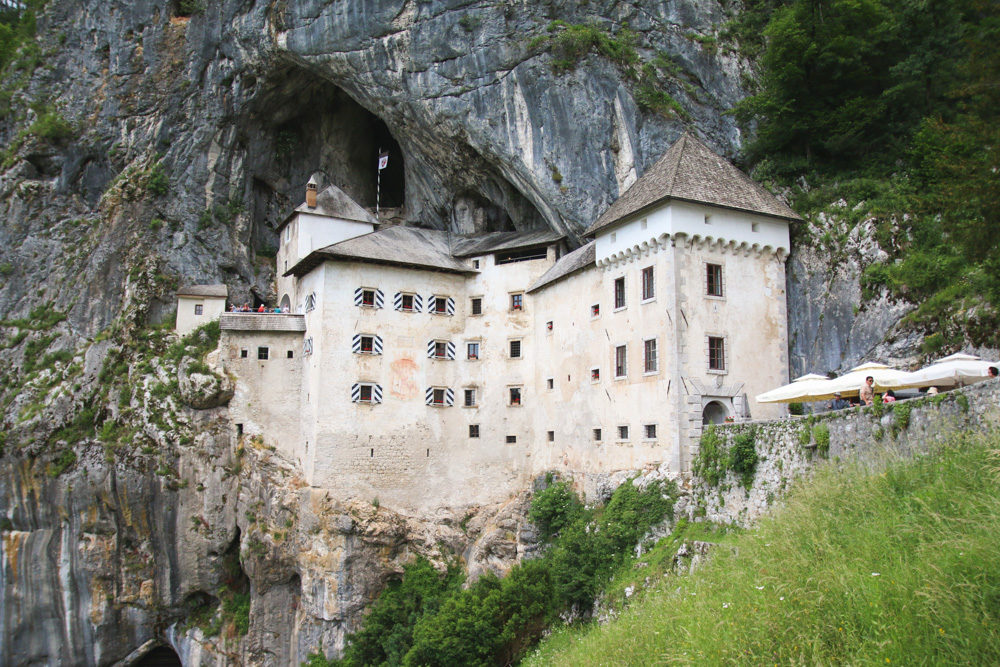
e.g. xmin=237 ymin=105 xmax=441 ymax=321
xmin=0 ymin=0 xmax=946 ymax=663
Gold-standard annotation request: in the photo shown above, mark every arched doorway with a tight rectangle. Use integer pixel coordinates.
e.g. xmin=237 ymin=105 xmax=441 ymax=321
xmin=134 ymin=645 xmax=182 ymax=666
xmin=280 ymin=294 xmax=291 ymax=312
xmin=702 ymin=400 xmax=729 ymax=425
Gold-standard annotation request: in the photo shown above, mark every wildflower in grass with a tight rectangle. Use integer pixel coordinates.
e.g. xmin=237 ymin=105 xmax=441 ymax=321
xmin=755 ymin=585 xmax=764 ymax=590
xmin=871 ymin=572 xmax=880 ymax=577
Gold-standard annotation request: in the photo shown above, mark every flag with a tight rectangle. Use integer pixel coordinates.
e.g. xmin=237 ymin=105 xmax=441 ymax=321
xmin=377 ymin=152 xmax=389 ymax=170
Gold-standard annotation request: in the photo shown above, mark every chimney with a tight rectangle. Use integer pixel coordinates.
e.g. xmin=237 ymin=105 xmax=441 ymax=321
xmin=305 ymin=175 xmax=318 ymax=209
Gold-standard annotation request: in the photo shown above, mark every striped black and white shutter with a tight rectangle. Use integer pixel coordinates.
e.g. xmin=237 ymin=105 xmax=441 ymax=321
xmin=351 ymin=383 xmax=361 ymax=402
xmin=375 ymin=289 xmax=384 ymax=309
xmin=446 ymin=341 xmax=456 ymax=359
xmin=444 ymin=388 xmax=454 ymax=406
xmin=373 ymin=335 xmax=383 ymax=355
xmin=354 ymin=288 xmax=364 ymax=306
xmin=427 ymin=339 xmax=436 ymax=358
xmin=446 ymin=297 xmax=455 ymax=316
xmin=353 ymin=334 xmax=363 ymax=354
xmin=426 ymin=294 xmax=436 ymax=314
xmin=351 ymin=383 xmax=383 ymax=404
xmin=413 ymin=294 xmax=423 ymax=312
xmin=425 ymin=387 xmax=434 ymax=405
xmin=393 ymin=292 xmax=403 ymax=310
xmin=372 ymin=384 xmax=383 ymax=403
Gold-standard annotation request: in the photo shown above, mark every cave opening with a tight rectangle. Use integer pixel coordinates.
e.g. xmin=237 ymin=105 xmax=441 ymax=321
xmin=134 ymin=646 xmax=182 ymax=666
xmin=242 ymin=67 xmax=406 ymax=246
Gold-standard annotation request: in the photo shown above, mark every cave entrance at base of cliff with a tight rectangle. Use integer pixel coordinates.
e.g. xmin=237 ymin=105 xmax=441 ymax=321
xmin=133 ymin=645 xmax=182 ymax=666
xmin=702 ymin=400 xmax=731 ymax=425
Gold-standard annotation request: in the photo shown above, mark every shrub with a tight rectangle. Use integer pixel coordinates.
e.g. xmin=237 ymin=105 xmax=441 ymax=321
xmin=729 ymin=428 xmax=759 ymax=488
xmin=694 ymin=426 xmax=726 ymax=487
xmin=893 ymin=402 xmax=912 ymax=431
xmin=47 ymin=448 xmax=77 ymax=477
xmin=30 ymin=108 xmax=73 ymax=142
xmin=221 ymin=590 xmax=250 ymax=635
xmin=812 ymin=423 xmax=831 ymax=458
xmin=145 ymin=163 xmax=168 ymax=196
xmin=788 ymin=402 xmax=805 ymax=415
xmin=0 ymin=263 xmax=12 ymax=276
xmin=529 ymin=478 xmax=583 ymax=542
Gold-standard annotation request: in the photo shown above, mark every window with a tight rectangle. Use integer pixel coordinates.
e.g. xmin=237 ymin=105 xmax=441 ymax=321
xmin=591 ymin=303 xmax=600 ymax=317
xmin=509 ymin=386 xmax=522 ymax=406
xmin=704 ymin=214 xmax=712 ymax=225
xmin=359 ymin=385 xmax=373 ymax=402
xmin=546 ymin=320 xmax=553 ymax=331
xmin=257 ymin=346 xmax=269 ymax=360
xmin=464 ymin=388 xmax=477 ymax=407
xmin=305 ymin=293 xmax=317 ymax=312
xmin=547 ymin=431 xmax=555 ymax=442
xmin=469 ymin=424 xmax=480 ymax=438
xmin=546 ymin=378 xmax=554 ymax=390
xmin=473 ymin=259 xmax=481 ymax=269
xmin=751 ymin=222 xmax=760 ymax=232
xmin=240 ymin=349 xmax=248 ymax=359
xmin=644 ymin=338 xmax=658 ymax=373
xmin=361 ymin=336 xmax=375 ymax=353
xmin=352 ymin=383 xmax=382 ymax=404
xmin=285 ymin=225 xmax=291 ymax=242
xmin=287 ymin=350 xmax=294 ymax=359
xmin=401 ymin=294 xmax=414 ymax=311
xmin=433 ymin=341 xmax=447 ymax=359
xmin=593 ymin=428 xmax=602 ymax=442
xmin=591 ymin=368 xmax=600 ymax=382
xmin=303 ymin=337 xmax=313 ymax=355
xmin=471 ymin=297 xmax=483 ymax=315
xmin=644 ymin=424 xmax=657 ymax=439
xmin=355 ymin=334 xmax=383 ymax=355
xmin=614 ymin=277 xmax=626 ymax=309
xmin=497 ymin=247 xmax=547 ymax=264
xmin=618 ymin=425 xmax=629 ymax=440
xmin=509 ymin=340 xmax=522 ymax=359
xmin=615 ymin=345 xmax=627 ymax=378
xmin=510 ymin=293 xmax=524 ymax=311
xmin=707 ymin=263 xmax=724 ymax=297
xmin=194 ymin=304 xmax=204 ymax=315
xmin=505 ymin=435 xmax=517 ymax=444
xmin=426 ymin=386 xmax=454 ymax=406
xmin=362 ymin=289 xmax=376 ymax=306
xmin=434 ymin=297 xmax=448 ymax=314
xmin=641 ymin=266 xmax=655 ymax=300
xmin=467 ymin=342 xmax=480 ymax=360
xmin=432 ymin=388 xmax=446 ymax=405
xmin=709 ymin=336 xmax=726 ymax=371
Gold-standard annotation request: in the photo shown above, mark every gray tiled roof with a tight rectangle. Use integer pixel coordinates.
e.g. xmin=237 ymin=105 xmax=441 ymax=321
xmin=527 ymin=242 xmax=596 ymax=293
xmin=177 ymin=284 xmax=228 ymax=298
xmin=277 ymin=183 xmax=378 ymax=232
xmin=220 ymin=313 xmax=306 ymax=332
xmin=450 ymin=229 xmax=564 ymax=257
xmin=584 ymin=133 xmax=801 ymax=236
xmin=286 ymin=226 xmax=476 ymax=277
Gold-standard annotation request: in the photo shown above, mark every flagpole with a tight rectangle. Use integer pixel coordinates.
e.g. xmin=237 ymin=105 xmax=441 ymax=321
xmin=376 ymin=147 xmax=382 ymax=221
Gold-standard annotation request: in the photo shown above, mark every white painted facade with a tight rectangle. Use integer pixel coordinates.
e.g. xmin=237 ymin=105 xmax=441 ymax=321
xmin=176 ymin=294 xmax=227 ymax=336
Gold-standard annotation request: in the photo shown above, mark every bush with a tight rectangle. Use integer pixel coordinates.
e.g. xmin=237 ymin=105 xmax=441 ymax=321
xmin=529 ymin=478 xmax=583 ymax=542
xmin=30 ymin=108 xmax=73 ymax=142
xmin=729 ymin=428 xmax=759 ymax=488
xmin=145 ymin=163 xmax=168 ymax=196
xmin=787 ymin=402 xmax=805 ymax=415
xmin=694 ymin=426 xmax=727 ymax=487
xmin=812 ymin=423 xmax=830 ymax=458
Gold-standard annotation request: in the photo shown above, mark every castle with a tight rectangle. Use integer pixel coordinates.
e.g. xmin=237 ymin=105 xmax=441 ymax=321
xmin=182 ymin=133 xmax=799 ymax=511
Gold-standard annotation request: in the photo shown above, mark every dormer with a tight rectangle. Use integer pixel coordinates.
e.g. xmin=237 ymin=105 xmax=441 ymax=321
xmin=275 ymin=174 xmax=379 ymax=274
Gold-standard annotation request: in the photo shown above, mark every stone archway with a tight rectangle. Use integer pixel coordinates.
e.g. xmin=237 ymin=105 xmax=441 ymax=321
xmin=702 ymin=400 xmax=729 ymax=425
xmin=280 ymin=293 xmax=291 ymax=312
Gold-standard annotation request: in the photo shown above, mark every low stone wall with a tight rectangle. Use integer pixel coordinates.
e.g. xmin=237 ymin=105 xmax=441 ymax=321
xmin=693 ymin=379 xmax=1000 ymax=525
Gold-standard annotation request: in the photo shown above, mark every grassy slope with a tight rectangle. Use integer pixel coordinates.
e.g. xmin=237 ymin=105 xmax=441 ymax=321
xmin=527 ymin=434 xmax=1000 ymax=665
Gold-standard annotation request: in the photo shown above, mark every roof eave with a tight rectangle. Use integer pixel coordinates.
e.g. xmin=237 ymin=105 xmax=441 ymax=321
xmin=584 ymin=196 xmax=801 ymax=238
xmin=285 ymin=252 xmax=477 ymax=278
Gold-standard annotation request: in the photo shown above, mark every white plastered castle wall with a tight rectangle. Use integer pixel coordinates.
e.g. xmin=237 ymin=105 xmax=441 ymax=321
xmin=176 ymin=295 xmax=226 ymax=336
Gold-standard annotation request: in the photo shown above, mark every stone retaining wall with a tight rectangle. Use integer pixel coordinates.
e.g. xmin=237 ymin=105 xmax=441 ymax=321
xmin=694 ymin=379 xmax=1000 ymax=525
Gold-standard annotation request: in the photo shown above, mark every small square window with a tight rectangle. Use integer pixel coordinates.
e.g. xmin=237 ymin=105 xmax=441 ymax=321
xmin=707 ymin=264 xmax=724 ymax=297
xmin=470 ymin=297 xmax=483 ymax=315
xmin=287 ymin=350 xmax=294 ymax=359
xmin=709 ymin=336 xmax=726 ymax=371
xmin=547 ymin=431 xmax=555 ymax=442
xmin=618 ymin=425 xmax=629 ymax=440
xmin=362 ymin=289 xmax=376 ymax=306
xmin=469 ymin=424 xmax=480 ymax=438
xmin=509 ymin=387 xmax=522 ymax=406
xmin=593 ymin=428 xmax=602 ymax=442
xmin=257 ymin=346 xmax=269 ymax=360
xmin=546 ymin=320 xmax=553 ymax=331
xmin=434 ymin=341 xmax=448 ymax=359
xmin=614 ymin=277 xmax=626 ymax=309
xmin=194 ymin=304 xmax=204 ymax=315
xmin=434 ymin=297 xmax=448 ymax=314
xmin=361 ymin=335 xmax=375 ymax=353
xmin=615 ymin=345 xmax=627 ymax=378
xmin=464 ymin=388 xmax=476 ymax=407
xmin=359 ymin=385 xmax=373 ymax=402
xmin=751 ymin=222 xmax=760 ymax=232
xmin=509 ymin=340 xmax=521 ymax=359
xmin=591 ymin=368 xmax=600 ymax=382
xmin=240 ymin=349 xmax=248 ymax=359
xmin=591 ymin=303 xmax=600 ymax=317
xmin=546 ymin=378 xmax=554 ymax=390
xmin=641 ymin=266 xmax=655 ymax=301
xmin=467 ymin=342 xmax=480 ymax=360
xmin=401 ymin=294 xmax=415 ymax=311
xmin=511 ymin=293 xmax=524 ymax=311
xmin=644 ymin=424 xmax=657 ymax=439
xmin=704 ymin=215 xmax=712 ymax=225
xmin=473 ymin=259 xmax=481 ymax=269
xmin=432 ymin=388 xmax=446 ymax=405
xmin=506 ymin=435 xmax=517 ymax=444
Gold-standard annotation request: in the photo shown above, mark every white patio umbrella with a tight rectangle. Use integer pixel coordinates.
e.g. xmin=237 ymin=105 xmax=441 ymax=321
xmin=755 ymin=373 xmax=833 ymax=403
xmin=821 ymin=362 xmax=912 ymax=398
xmin=896 ymin=353 xmax=998 ymax=389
